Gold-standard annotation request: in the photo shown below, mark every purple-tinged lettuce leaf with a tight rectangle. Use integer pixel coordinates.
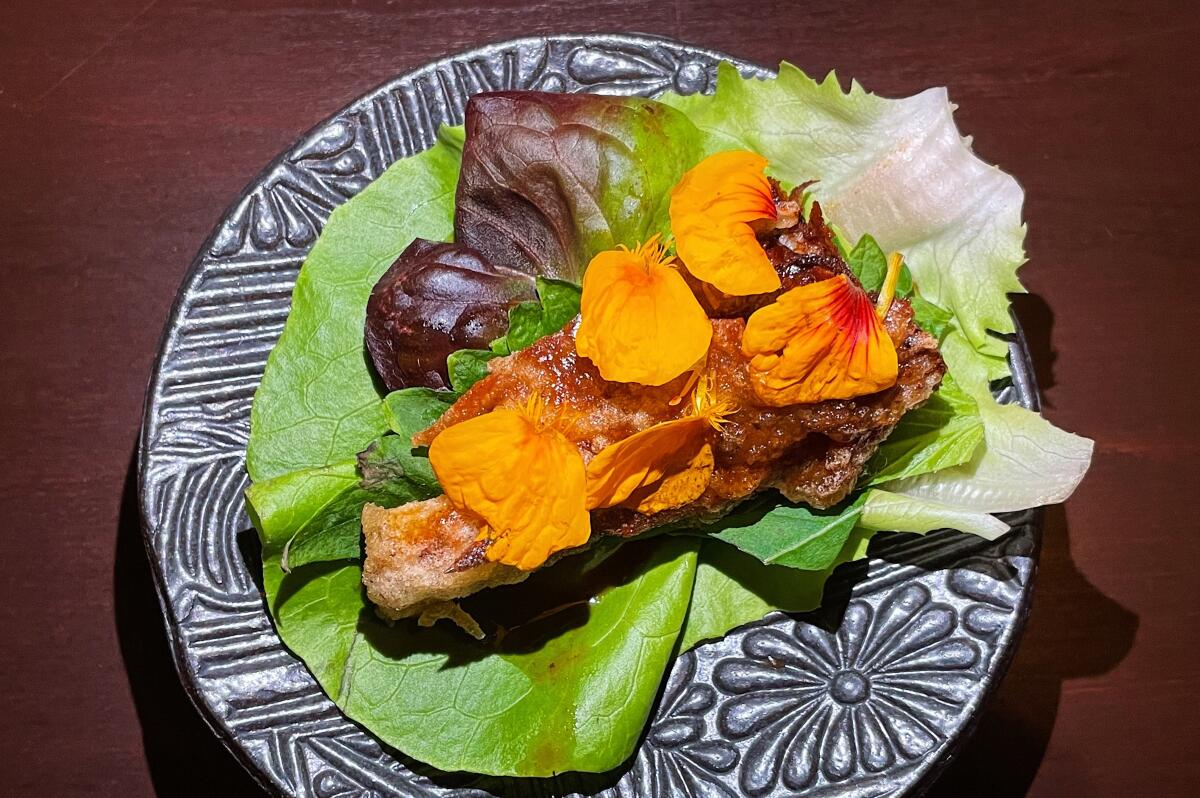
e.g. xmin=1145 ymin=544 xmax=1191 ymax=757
xmin=455 ymin=91 xmax=702 ymax=282
xmin=365 ymin=238 xmax=535 ymax=392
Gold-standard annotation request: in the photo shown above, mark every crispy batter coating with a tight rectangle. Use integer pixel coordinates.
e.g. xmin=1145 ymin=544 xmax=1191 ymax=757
xmin=363 ymin=194 xmax=945 ymax=621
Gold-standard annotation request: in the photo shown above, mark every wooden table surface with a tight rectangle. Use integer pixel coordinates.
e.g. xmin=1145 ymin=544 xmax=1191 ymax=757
xmin=2 ymin=1 xmax=1197 ymax=795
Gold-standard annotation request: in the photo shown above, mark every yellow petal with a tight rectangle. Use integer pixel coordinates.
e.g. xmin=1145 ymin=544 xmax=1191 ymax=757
xmin=428 ymin=399 xmax=590 ymax=570
xmin=670 ymin=151 xmax=781 ymax=296
xmin=627 ymin=443 xmax=715 ymax=515
xmin=586 ymin=415 xmax=712 ymax=512
xmin=575 ymin=238 xmax=713 ymax=386
xmin=586 ymin=378 xmax=732 ymax=514
xmin=741 ymin=275 xmax=898 ymax=405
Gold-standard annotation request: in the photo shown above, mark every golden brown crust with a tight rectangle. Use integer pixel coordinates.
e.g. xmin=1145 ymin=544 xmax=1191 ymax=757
xmin=361 ymin=499 xmax=527 ymax=621
xmin=370 ymin=308 xmax=942 ymax=619
xmin=369 ymin=199 xmax=946 ymax=621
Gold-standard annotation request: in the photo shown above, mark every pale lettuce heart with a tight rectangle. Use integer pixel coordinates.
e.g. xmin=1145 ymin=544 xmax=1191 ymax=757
xmin=883 ymin=396 xmax=1093 ymax=513
xmin=882 ymin=330 xmax=1093 ymax=512
xmin=860 ymin=489 xmax=1009 ymax=539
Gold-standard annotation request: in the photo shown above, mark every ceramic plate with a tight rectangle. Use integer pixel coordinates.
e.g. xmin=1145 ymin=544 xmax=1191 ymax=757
xmin=138 ymin=32 xmax=1041 ymax=797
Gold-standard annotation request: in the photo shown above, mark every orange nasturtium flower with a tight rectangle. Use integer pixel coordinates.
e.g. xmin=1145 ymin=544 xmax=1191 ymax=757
xmin=741 ymin=271 xmax=900 ymax=406
xmin=575 ymin=236 xmax=712 ymax=386
xmin=428 ymin=395 xmax=589 ymax=571
xmin=586 ymin=378 xmax=734 ymax=514
xmin=669 ymin=150 xmax=782 ymax=296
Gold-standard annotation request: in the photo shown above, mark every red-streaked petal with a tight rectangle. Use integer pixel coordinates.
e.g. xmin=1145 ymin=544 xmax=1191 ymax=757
xmin=741 ymin=275 xmax=899 ymax=405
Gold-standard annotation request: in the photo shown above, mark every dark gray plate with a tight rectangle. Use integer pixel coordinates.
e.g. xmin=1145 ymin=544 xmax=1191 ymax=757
xmin=138 ymin=33 xmax=1040 ymax=797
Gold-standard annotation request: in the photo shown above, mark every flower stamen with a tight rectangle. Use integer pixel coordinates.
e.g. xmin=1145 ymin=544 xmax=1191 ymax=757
xmin=691 ymin=374 xmax=736 ymax=430
xmin=668 ymin=369 xmax=703 ymax=407
xmin=875 ymin=252 xmax=904 ymax=320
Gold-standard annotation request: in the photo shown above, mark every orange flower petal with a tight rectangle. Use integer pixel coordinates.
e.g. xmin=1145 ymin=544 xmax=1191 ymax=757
xmin=741 ymin=275 xmax=899 ymax=405
xmin=669 ymin=150 xmax=781 ymax=296
xmin=627 ymin=444 xmax=715 ymax=515
xmin=575 ymin=237 xmax=713 ymax=386
xmin=586 ymin=378 xmax=733 ymax=514
xmin=586 ymin=416 xmax=712 ymax=513
xmin=428 ymin=397 xmax=589 ymax=570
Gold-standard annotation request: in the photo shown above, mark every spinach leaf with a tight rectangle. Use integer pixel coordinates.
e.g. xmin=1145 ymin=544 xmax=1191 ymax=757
xmin=679 ymin=481 xmax=1015 ymax=650
xmin=246 ymin=140 xmax=461 ymax=481
xmin=679 ymin=479 xmax=1020 ymax=650
xmin=687 ymin=492 xmax=869 ymax=571
xmin=263 ymin=537 xmax=698 ymax=776
xmin=456 ymin=91 xmax=703 ymax=282
xmin=382 ymin=387 xmax=457 ymax=438
xmin=496 ymin=277 xmax=582 ymax=354
xmin=910 ymin=293 xmax=954 ymax=340
xmin=447 ymin=277 xmax=583 ymax=391
xmin=446 ymin=348 xmax=498 ymax=393
xmin=845 ymin=232 xmax=916 ymax=302
xmin=846 ymin=233 xmax=888 ymax=291
xmin=865 ymin=374 xmax=984 ymax=485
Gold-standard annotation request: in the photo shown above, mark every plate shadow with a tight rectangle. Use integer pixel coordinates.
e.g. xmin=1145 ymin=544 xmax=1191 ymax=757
xmin=113 ymin=446 xmax=265 ymax=797
xmin=923 ymin=504 xmax=1137 ymax=797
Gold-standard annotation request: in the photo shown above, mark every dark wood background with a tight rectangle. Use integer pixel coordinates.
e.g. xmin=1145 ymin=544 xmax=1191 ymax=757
xmin=2 ymin=1 xmax=1197 ymax=795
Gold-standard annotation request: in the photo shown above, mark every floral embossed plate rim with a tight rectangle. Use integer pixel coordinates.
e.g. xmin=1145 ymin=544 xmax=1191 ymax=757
xmin=137 ymin=32 xmax=1040 ymax=797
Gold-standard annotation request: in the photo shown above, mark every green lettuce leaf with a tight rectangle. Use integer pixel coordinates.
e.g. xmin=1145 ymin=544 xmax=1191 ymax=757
xmin=274 ymin=446 xmax=394 ymax=569
xmin=275 ymin=436 xmax=435 ymax=571
xmin=679 ymin=481 xmax=1015 ymax=652
xmin=679 ymin=530 xmax=876 ymax=650
xmin=887 ymin=399 xmax=1093 ymax=511
xmin=248 ymin=388 xmax=451 ymax=569
xmin=860 ymin=489 xmax=1009 ymax=539
xmin=264 ymin=537 xmax=698 ymax=776
xmin=662 ymin=62 xmax=1026 ymax=369
xmin=247 ymin=141 xmax=461 ymax=480
xmin=246 ymin=460 xmax=358 ymax=549
xmin=864 ymin=374 xmax=984 ymax=485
